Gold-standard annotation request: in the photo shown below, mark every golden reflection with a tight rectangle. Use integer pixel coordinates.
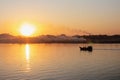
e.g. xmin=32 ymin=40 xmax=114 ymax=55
xmin=26 ymin=44 xmax=30 ymax=61
xmin=25 ymin=44 xmax=31 ymax=72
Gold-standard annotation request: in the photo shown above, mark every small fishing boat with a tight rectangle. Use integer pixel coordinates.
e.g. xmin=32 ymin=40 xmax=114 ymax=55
xmin=79 ymin=46 xmax=93 ymax=52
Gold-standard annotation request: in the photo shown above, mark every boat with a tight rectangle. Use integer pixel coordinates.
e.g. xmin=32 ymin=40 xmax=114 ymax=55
xmin=79 ymin=46 xmax=93 ymax=52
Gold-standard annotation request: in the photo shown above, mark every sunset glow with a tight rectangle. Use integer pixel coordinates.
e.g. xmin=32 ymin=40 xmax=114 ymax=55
xmin=20 ymin=23 xmax=35 ymax=36
xmin=0 ymin=0 xmax=120 ymax=35
xmin=0 ymin=0 xmax=120 ymax=80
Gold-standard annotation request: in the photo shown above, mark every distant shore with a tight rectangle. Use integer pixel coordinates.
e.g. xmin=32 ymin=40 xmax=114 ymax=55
xmin=0 ymin=34 xmax=120 ymax=44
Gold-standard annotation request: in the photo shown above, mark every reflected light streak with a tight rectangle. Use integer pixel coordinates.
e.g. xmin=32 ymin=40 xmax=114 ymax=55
xmin=26 ymin=44 xmax=30 ymax=62
xmin=25 ymin=44 xmax=31 ymax=72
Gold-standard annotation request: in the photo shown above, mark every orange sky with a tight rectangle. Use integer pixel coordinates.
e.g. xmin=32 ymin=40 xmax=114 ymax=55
xmin=0 ymin=0 xmax=120 ymax=36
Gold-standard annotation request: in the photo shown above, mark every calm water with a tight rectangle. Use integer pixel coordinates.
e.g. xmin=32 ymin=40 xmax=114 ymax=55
xmin=0 ymin=44 xmax=120 ymax=80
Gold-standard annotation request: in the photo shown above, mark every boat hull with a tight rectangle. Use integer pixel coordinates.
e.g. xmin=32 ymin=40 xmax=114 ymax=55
xmin=79 ymin=46 xmax=93 ymax=52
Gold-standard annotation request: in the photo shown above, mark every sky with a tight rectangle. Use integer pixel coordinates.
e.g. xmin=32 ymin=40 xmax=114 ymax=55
xmin=0 ymin=0 xmax=120 ymax=36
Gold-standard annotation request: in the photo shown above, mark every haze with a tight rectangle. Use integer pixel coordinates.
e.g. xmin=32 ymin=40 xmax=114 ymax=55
xmin=0 ymin=0 xmax=120 ymax=36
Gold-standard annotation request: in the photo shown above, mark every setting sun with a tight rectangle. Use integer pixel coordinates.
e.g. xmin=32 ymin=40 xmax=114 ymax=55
xmin=20 ymin=23 xmax=35 ymax=36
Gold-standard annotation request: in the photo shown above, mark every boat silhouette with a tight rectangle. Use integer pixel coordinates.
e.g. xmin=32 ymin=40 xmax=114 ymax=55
xmin=79 ymin=46 xmax=93 ymax=52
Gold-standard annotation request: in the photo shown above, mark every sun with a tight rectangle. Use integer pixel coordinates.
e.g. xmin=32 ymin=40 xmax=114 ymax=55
xmin=20 ymin=23 xmax=35 ymax=36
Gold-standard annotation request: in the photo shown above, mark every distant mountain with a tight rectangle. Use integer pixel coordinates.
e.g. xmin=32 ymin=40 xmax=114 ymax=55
xmin=33 ymin=34 xmax=87 ymax=43
xmin=0 ymin=34 xmax=120 ymax=43
xmin=0 ymin=34 xmax=87 ymax=43
xmin=0 ymin=33 xmax=14 ymax=38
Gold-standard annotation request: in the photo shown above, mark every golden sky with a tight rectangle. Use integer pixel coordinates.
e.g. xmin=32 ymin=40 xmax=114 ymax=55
xmin=0 ymin=0 xmax=120 ymax=36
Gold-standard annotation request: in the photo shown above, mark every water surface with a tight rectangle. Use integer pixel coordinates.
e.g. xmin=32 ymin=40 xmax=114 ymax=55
xmin=0 ymin=44 xmax=120 ymax=80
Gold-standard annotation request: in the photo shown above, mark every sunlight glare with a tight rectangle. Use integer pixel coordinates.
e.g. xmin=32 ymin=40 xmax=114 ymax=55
xmin=20 ymin=23 xmax=35 ymax=36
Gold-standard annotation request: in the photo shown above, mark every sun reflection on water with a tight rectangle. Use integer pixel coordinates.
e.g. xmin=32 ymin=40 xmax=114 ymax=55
xmin=26 ymin=44 xmax=30 ymax=62
xmin=25 ymin=44 xmax=31 ymax=72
